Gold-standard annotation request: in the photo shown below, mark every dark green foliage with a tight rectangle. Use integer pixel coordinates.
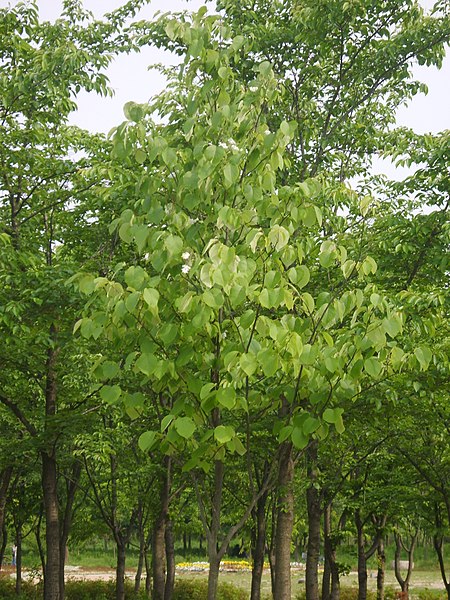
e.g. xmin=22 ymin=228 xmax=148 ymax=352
xmin=295 ymin=587 xmax=447 ymax=600
xmin=172 ymin=578 xmax=247 ymax=600
xmin=0 ymin=577 xmax=248 ymax=600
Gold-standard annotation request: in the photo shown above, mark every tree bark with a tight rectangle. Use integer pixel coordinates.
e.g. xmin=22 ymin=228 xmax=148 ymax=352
xmin=115 ymin=540 xmax=127 ymax=600
xmin=15 ymin=526 xmax=22 ymax=596
xmin=206 ymin=459 xmax=224 ymax=600
xmin=250 ymin=489 xmax=268 ymax=600
xmin=152 ymin=514 xmax=166 ymax=600
xmin=323 ymin=502 xmax=340 ymax=600
xmin=0 ymin=466 xmax=13 ymax=569
xmin=164 ymin=518 xmax=175 ymax=600
xmin=59 ymin=460 xmax=82 ymax=598
xmin=42 ymin=450 xmax=61 ymax=600
xmin=376 ymin=537 xmax=386 ymax=600
xmin=152 ymin=455 xmax=171 ymax=600
xmin=394 ymin=530 xmax=418 ymax=598
xmin=306 ymin=441 xmax=321 ymax=600
xmin=273 ymin=441 xmax=294 ymax=600
xmin=355 ymin=510 xmax=368 ymax=600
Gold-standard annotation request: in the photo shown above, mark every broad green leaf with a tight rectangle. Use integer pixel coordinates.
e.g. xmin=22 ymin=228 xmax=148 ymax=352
xmin=100 ymin=385 xmax=121 ymax=404
xmin=143 ymin=288 xmax=159 ymax=313
xmin=414 ymin=346 xmax=432 ymax=371
xmin=125 ymin=266 xmax=147 ymax=290
xmin=364 ymin=357 xmax=382 ymax=378
xmin=268 ymin=225 xmax=289 ymax=251
xmin=291 ymin=426 xmax=308 ymax=449
xmin=135 ymin=353 xmax=158 ymax=377
xmin=139 ymin=431 xmax=157 ymax=452
xmin=240 ymin=352 xmax=258 ymax=376
xmin=214 ymin=425 xmax=235 ymax=444
xmin=102 ymin=361 xmax=120 ymax=379
xmin=174 ymin=416 xmax=196 ymax=439
xmin=217 ymin=386 xmax=236 ymax=409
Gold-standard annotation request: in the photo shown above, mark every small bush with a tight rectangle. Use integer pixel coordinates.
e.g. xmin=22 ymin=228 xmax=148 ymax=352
xmin=172 ymin=578 xmax=247 ymax=600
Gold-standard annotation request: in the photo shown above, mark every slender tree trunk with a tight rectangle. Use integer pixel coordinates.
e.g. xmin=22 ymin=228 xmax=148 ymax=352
xmin=268 ymin=496 xmax=277 ymax=598
xmin=355 ymin=510 xmax=368 ymax=600
xmin=152 ymin=515 xmax=166 ymax=600
xmin=0 ymin=521 xmax=7 ymax=569
xmin=250 ymin=490 xmax=268 ymax=600
xmin=273 ymin=441 xmax=294 ymax=600
xmin=323 ymin=503 xmax=340 ymax=600
xmin=208 ymin=555 xmax=221 ymax=600
xmin=206 ymin=459 xmax=224 ymax=600
xmin=15 ymin=526 xmax=22 ymax=596
xmin=164 ymin=519 xmax=175 ymax=600
xmin=145 ymin=551 xmax=152 ymax=596
xmin=394 ymin=530 xmax=418 ymax=598
xmin=376 ymin=537 xmax=386 ymax=600
xmin=152 ymin=456 xmax=171 ymax=600
xmin=306 ymin=441 xmax=321 ymax=600
xmin=115 ymin=540 xmax=127 ymax=600
xmin=0 ymin=466 xmax=13 ymax=568
xmin=42 ymin=331 xmax=61 ymax=600
xmin=433 ymin=534 xmax=450 ymax=600
xmin=42 ymin=451 xmax=61 ymax=600
xmin=59 ymin=460 xmax=82 ymax=599
xmin=135 ymin=514 xmax=145 ymax=593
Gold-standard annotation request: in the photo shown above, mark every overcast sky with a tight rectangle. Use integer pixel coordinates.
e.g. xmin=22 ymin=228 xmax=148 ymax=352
xmin=2 ymin=0 xmax=449 ymax=176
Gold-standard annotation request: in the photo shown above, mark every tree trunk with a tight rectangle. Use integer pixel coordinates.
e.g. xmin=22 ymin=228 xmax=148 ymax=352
xmin=376 ymin=537 xmax=386 ymax=600
xmin=14 ymin=526 xmax=22 ymax=595
xmin=306 ymin=441 xmax=321 ymax=600
xmin=394 ymin=530 xmax=418 ymax=598
xmin=59 ymin=460 xmax=82 ymax=599
xmin=323 ymin=503 xmax=340 ymax=600
xmin=273 ymin=441 xmax=294 ymax=600
xmin=42 ymin=451 xmax=61 ymax=600
xmin=250 ymin=489 xmax=268 ymax=600
xmin=322 ymin=505 xmax=332 ymax=600
xmin=355 ymin=510 xmax=368 ymax=600
xmin=145 ymin=551 xmax=152 ymax=596
xmin=135 ymin=516 xmax=145 ymax=593
xmin=0 ymin=521 xmax=7 ymax=569
xmin=206 ymin=459 xmax=224 ymax=600
xmin=115 ymin=540 xmax=127 ymax=600
xmin=0 ymin=466 xmax=13 ymax=569
xmin=268 ymin=496 xmax=277 ymax=598
xmin=152 ymin=515 xmax=166 ymax=600
xmin=164 ymin=519 xmax=175 ymax=600
xmin=433 ymin=533 xmax=450 ymax=600
xmin=152 ymin=456 xmax=171 ymax=600
xmin=208 ymin=555 xmax=221 ymax=600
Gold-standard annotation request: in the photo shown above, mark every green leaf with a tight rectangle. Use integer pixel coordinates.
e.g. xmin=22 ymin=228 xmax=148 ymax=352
xmin=139 ymin=431 xmax=157 ymax=452
xmin=322 ymin=408 xmax=345 ymax=433
xmin=291 ymin=426 xmax=308 ymax=449
xmin=414 ymin=346 xmax=432 ymax=371
xmin=364 ymin=357 xmax=382 ymax=378
xmin=125 ymin=266 xmax=147 ymax=290
xmin=143 ymin=288 xmax=159 ymax=314
xmin=217 ymin=386 xmax=236 ymax=409
xmin=102 ymin=361 xmax=120 ymax=379
xmin=268 ymin=225 xmax=289 ymax=251
xmin=100 ymin=385 xmax=121 ymax=404
xmin=240 ymin=353 xmax=258 ymax=376
xmin=135 ymin=353 xmax=158 ymax=377
xmin=214 ymin=425 xmax=235 ymax=444
xmin=174 ymin=416 xmax=196 ymax=439
xmin=161 ymin=414 xmax=174 ymax=432
xmin=257 ymin=348 xmax=279 ymax=377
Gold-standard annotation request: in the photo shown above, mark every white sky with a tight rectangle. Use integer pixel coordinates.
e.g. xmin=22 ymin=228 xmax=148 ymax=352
xmin=1 ymin=0 xmax=449 ymax=177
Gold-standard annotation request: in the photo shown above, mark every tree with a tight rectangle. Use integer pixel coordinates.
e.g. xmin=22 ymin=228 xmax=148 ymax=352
xmin=0 ymin=2 xmax=152 ymax=598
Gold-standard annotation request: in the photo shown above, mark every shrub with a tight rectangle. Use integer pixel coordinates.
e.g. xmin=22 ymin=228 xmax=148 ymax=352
xmin=172 ymin=578 xmax=247 ymax=600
